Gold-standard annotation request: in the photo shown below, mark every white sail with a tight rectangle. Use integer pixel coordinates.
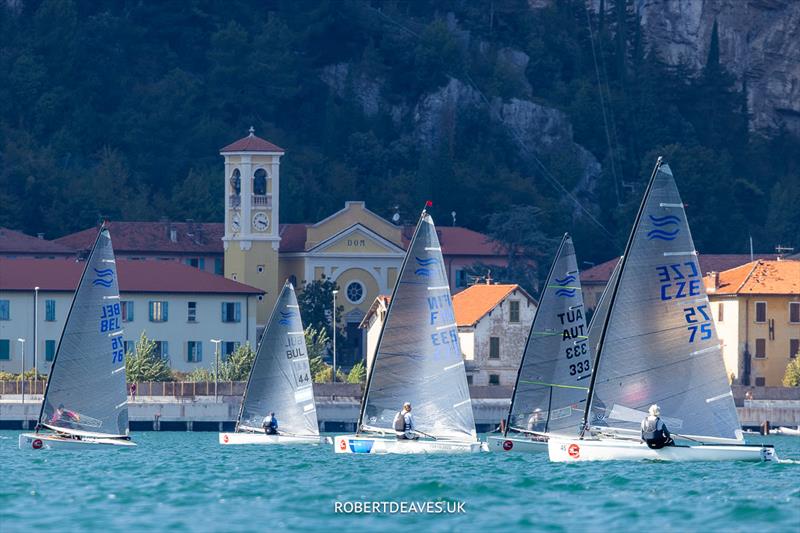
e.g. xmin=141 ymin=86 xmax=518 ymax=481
xmin=584 ymin=160 xmax=742 ymax=443
xmin=38 ymin=228 xmax=129 ymax=438
xmin=358 ymin=209 xmax=476 ymax=442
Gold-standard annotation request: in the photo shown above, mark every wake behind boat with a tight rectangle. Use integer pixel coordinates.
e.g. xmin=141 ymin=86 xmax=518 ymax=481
xmin=488 ymin=233 xmax=599 ymax=454
xmin=335 ymin=205 xmax=481 ymax=454
xmin=219 ymin=281 xmax=327 ymax=445
xmin=19 ymin=226 xmax=135 ymax=450
xmin=548 ymin=159 xmax=777 ymax=463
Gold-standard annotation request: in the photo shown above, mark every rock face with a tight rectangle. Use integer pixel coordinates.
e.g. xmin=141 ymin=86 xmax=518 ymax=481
xmin=636 ymin=0 xmax=800 ymax=134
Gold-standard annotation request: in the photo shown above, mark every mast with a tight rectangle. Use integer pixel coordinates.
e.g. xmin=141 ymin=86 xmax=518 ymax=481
xmin=356 ymin=203 xmax=429 ymax=434
xmin=503 ymin=233 xmax=570 ymax=437
xmin=36 ymin=225 xmax=106 ymax=432
xmin=580 ymin=157 xmax=664 ymax=434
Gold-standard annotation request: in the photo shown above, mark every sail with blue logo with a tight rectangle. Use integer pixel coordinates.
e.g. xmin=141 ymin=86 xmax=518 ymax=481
xmin=38 ymin=227 xmax=129 ymax=437
xmin=237 ymin=281 xmax=319 ymax=436
xmin=505 ymin=233 xmax=591 ymax=437
xmin=585 ymin=160 xmax=742 ymax=443
xmin=358 ymin=209 xmax=476 ymax=441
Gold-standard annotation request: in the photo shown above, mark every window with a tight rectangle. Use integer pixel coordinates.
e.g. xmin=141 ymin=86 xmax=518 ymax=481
xmin=790 ymin=302 xmax=800 ymax=324
xmin=149 ymin=301 xmax=168 ymax=322
xmin=755 ymin=377 xmax=766 ymax=387
xmin=489 ymin=374 xmax=500 ymax=386
xmin=0 ymin=339 xmax=9 ymax=360
xmin=466 ymin=375 xmax=473 ymax=385
xmin=456 ymin=269 xmax=468 ymax=288
xmin=230 ymin=169 xmax=241 ymax=195
xmin=489 ymin=337 xmax=500 ymax=359
xmin=124 ymin=340 xmax=136 ymax=355
xmin=755 ymin=302 xmax=766 ymax=323
xmin=45 ymin=299 xmax=56 ymax=321
xmin=257 ymin=265 xmax=265 ymax=273
xmin=790 ymin=339 xmax=799 ymax=359
xmin=45 ymin=340 xmax=56 ymax=362
xmin=121 ymin=301 xmax=134 ymax=322
xmin=187 ymin=301 xmax=197 ymax=322
xmin=223 ymin=341 xmax=240 ymax=359
xmin=187 ymin=341 xmax=203 ymax=362
xmin=755 ymin=338 xmax=766 ymax=359
xmin=214 ymin=257 xmax=224 ymax=275
xmin=221 ymin=302 xmax=241 ymax=323
xmin=346 ymin=281 xmax=365 ymax=304
xmin=0 ymin=300 xmax=9 ymax=320
xmin=289 ymin=275 xmax=298 ymax=287
xmin=509 ymin=301 xmax=520 ymax=323
xmin=186 ymin=258 xmax=205 ymax=270
xmin=717 ymin=302 xmax=724 ymax=322
xmin=253 ymin=168 xmax=267 ymax=195
xmin=153 ymin=341 xmax=169 ymax=360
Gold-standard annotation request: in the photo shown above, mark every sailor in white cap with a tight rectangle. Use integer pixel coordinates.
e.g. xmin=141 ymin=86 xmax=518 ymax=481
xmin=641 ymin=404 xmax=674 ymax=449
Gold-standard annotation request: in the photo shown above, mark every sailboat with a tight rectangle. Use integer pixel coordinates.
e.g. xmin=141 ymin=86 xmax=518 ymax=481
xmin=334 ymin=205 xmax=482 ymax=454
xmin=488 ymin=233 xmax=598 ymax=453
xmin=219 ymin=281 xmax=328 ymax=445
xmin=548 ymin=158 xmax=778 ymax=462
xmin=19 ymin=227 xmax=135 ymax=450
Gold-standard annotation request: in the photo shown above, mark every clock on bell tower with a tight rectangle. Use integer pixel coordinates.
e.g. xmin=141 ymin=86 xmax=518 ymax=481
xmin=220 ymin=127 xmax=284 ymax=324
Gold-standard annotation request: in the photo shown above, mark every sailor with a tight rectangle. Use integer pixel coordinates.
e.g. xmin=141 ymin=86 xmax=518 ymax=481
xmin=641 ymin=404 xmax=674 ymax=449
xmin=263 ymin=412 xmax=278 ymax=435
xmin=393 ymin=402 xmax=418 ymax=440
xmin=526 ymin=408 xmax=546 ymax=432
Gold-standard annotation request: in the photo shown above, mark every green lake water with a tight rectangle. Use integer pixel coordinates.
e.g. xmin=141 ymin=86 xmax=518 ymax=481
xmin=1 ymin=431 xmax=798 ymax=532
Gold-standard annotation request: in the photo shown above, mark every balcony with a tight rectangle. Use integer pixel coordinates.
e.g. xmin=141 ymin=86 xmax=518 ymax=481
xmin=252 ymin=194 xmax=271 ymax=208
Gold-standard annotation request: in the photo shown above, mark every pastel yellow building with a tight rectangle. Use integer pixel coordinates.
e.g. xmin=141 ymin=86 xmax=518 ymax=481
xmin=704 ymin=259 xmax=800 ymax=387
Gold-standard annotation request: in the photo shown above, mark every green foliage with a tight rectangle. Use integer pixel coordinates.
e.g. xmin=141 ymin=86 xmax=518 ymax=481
xmin=219 ymin=343 xmax=256 ymax=382
xmin=783 ymin=358 xmax=800 ymax=387
xmin=346 ymin=360 xmax=366 ymax=384
xmin=125 ymin=332 xmax=174 ymax=382
xmin=0 ymin=0 xmax=796 ymax=267
xmin=298 ymin=276 xmax=343 ymax=346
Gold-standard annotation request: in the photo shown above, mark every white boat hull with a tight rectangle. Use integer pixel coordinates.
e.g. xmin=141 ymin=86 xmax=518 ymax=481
xmin=774 ymin=426 xmax=800 ymax=436
xmin=548 ymin=437 xmax=776 ymax=462
xmin=18 ymin=433 xmax=136 ymax=450
xmin=486 ymin=435 xmax=548 ymax=453
xmin=218 ymin=432 xmax=330 ymax=445
xmin=334 ymin=435 xmax=483 ymax=454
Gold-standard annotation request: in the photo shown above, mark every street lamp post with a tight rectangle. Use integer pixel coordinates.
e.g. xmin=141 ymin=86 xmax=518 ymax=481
xmin=332 ymin=290 xmax=338 ymax=383
xmin=17 ymin=338 xmax=25 ymax=405
xmin=210 ymin=339 xmax=222 ymax=402
xmin=33 ymin=286 xmax=39 ymax=391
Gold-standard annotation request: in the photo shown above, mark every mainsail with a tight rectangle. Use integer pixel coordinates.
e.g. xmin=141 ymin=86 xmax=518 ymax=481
xmin=39 ymin=227 xmax=129 ymax=438
xmin=506 ymin=234 xmax=590 ymax=437
xmin=585 ymin=159 xmax=742 ymax=443
xmin=237 ymin=282 xmax=319 ymax=436
xmin=359 ymin=209 xmax=476 ymax=441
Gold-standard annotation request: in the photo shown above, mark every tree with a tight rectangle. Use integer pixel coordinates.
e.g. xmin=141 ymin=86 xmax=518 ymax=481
xmin=298 ymin=276 xmax=343 ymax=346
xmin=346 ymin=360 xmax=366 ymax=384
xmin=783 ymin=358 xmax=800 ymax=387
xmin=125 ymin=332 xmax=173 ymax=382
xmin=218 ymin=342 xmax=256 ymax=382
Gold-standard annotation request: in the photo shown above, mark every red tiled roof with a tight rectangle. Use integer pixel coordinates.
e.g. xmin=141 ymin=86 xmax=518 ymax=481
xmin=55 ymin=221 xmax=225 ymax=254
xmin=581 ymin=254 xmax=778 ymax=284
xmin=0 ymin=258 xmax=262 ymax=294
xmin=453 ymin=283 xmax=533 ymax=326
xmin=0 ymin=227 xmax=75 ymax=255
xmin=359 ymin=294 xmax=391 ymax=329
xmin=279 ymin=223 xmax=308 ymax=252
xmin=704 ymin=259 xmax=800 ymax=295
xmin=220 ymin=132 xmax=284 ymax=153
xmin=402 ymin=226 xmax=505 ymax=256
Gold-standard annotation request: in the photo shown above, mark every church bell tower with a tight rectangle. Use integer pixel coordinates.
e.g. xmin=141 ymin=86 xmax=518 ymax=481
xmin=220 ymin=127 xmax=283 ymax=324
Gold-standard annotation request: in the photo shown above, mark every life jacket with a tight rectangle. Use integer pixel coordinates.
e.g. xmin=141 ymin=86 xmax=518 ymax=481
xmin=393 ymin=411 xmax=405 ymax=432
xmin=642 ymin=416 xmax=667 ymax=442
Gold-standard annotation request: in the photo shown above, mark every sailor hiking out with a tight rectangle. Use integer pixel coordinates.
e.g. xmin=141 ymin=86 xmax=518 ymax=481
xmin=393 ymin=402 xmax=419 ymax=440
xmin=263 ymin=412 xmax=278 ymax=435
xmin=641 ymin=404 xmax=674 ymax=449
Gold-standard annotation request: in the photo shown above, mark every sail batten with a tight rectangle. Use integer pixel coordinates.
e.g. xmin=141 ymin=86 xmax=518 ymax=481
xmin=505 ymin=234 xmax=591 ymax=438
xmin=585 ymin=161 xmax=742 ymax=442
xmin=237 ymin=282 xmax=319 ymax=436
xmin=358 ymin=211 xmax=476 ymax=442
xmin=38 ymin=228 xmax=129 ymax=438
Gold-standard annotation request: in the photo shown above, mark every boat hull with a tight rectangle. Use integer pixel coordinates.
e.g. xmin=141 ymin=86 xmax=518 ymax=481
xmin=548 ymin=437 xmax=776 ymax=462
xmin=218 ymin=432 xmax=330 ymax=445
xmin=334 ymin=435 xmax=483 ymax=454
xmin=486 ymin=435 xmax=548 ymax=453
xmin=18 ymin=433 xmax=136 ymax=450
xmin=774 ymin=426 xmax=800 ymax=436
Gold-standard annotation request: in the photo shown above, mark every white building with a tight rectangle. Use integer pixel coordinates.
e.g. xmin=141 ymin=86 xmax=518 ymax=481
xmin=0 ymin=258 xmax=261 ymax=374
xmin=360 ymin=283 xmax=537 ymax=386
